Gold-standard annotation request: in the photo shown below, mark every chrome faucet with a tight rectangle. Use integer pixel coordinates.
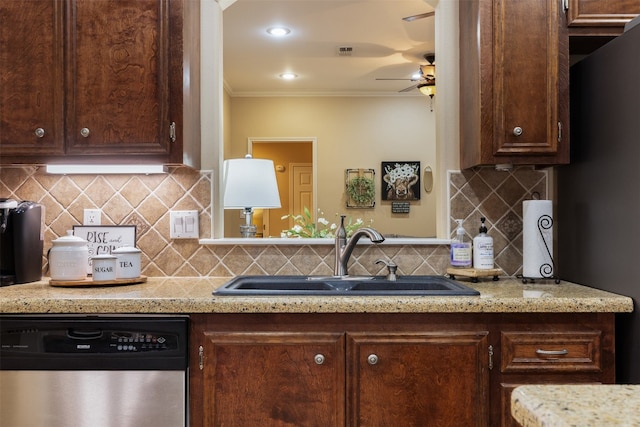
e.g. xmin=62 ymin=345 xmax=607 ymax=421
xmin=334 ymin=215 xmax=385 ymax=276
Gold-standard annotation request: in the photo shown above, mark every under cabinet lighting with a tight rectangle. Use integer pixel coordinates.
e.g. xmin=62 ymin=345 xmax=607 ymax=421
xmin=45 ymin=164 xmax=168 ymax=175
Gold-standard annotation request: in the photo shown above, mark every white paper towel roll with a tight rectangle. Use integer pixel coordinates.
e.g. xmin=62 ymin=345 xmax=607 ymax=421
xmin=522 ymin=200 xmax=554 ymax=278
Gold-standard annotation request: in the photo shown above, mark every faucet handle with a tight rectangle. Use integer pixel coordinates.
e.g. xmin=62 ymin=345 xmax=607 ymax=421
xmin=375 ymin=259 xmax=397 ymax=281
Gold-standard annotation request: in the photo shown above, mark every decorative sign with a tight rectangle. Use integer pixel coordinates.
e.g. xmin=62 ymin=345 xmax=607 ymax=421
xmin=73 ymin=225 xmax=137 ymax=273
xmin=391 ymin=202 xmax=411 ymax=214
xmin=345 ymin=168 xmax=376 ymax=208
xmin=381 ymin=161 xmax=421 ymax=201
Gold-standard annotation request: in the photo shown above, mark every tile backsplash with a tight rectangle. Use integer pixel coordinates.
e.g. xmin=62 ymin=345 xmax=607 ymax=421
xmin=0 ymin=165 xmax=547 ymax=277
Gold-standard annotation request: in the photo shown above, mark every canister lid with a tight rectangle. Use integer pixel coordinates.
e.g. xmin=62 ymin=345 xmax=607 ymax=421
xmin=112 ymin=246 xmax=141 ymax=254
xmin=52 ymin=230 xmax=88 ymax=245
xmin=91 ymin=254 xmax=117 ymax=260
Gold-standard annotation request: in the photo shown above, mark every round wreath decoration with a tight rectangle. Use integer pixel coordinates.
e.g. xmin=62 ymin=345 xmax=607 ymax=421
xmin=346 ymin=176 xmax=376 ymax=205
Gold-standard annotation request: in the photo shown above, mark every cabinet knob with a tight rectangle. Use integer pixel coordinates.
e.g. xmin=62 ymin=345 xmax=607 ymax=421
xmin=80 ymin=127 xmax=91 ymax=137
xmin=367 ymin=354 xmax=379 ymax=365
xmin=513 ymin=126 xmax=523 ymax=136
xmin=34 ymin=128 xmax=45 ymax=138
xmin=314 ymin=354 xmax=325 ymax=365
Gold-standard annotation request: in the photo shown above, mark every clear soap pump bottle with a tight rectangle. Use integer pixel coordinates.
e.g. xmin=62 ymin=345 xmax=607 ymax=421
xmin=450 ymin=219 xmax=472 ymax=267
xmin=473 ymin=217 xmax=494 ymax=269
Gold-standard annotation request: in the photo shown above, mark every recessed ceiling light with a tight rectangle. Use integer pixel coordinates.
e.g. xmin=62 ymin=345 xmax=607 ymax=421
xmin=279 ymin=72 xmax=297 ymax=80
xmin=267 ymin=27 xmax=290 ymax=37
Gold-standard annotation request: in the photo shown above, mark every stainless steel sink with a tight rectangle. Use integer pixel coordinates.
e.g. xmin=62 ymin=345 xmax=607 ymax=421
xmin=214 ymin=275 xmax=479 ymax=296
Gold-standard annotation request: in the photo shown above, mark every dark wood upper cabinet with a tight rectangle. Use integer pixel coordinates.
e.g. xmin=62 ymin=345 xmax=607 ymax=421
xmin=0 ymin=0 xmax=199 ymax=166
xmin=567 ymin=0 xmax=640 ymax=36
xmin=0 ymin=0 xmax=65 ymax=157
xmin=459 ymin=0 xmax=570 ymax=169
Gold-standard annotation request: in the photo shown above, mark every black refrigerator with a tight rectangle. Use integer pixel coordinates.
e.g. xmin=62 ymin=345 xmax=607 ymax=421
xmin=558 ymin=18 xmax=640 ymax=384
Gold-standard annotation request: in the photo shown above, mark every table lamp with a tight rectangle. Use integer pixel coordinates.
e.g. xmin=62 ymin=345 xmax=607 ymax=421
xmin=223 ymin=155 xmax=281 ymax=237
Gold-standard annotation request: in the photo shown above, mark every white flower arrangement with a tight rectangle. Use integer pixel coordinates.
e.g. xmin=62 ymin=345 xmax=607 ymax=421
xmin=281 ymin=207 xmax=371 ymax=238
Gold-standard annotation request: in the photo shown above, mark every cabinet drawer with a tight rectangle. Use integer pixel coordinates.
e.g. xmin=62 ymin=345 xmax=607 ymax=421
xmin=501 ymin=331 xmax=601 ymax=373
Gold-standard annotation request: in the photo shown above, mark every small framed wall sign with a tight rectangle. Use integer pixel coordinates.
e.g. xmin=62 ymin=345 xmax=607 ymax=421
xmin=73 ymin=225 xmax=137 ymax=273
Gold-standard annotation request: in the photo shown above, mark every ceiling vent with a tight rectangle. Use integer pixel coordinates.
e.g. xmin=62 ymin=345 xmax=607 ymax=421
xmin=337 ymin=46 xmax=354 ymax=57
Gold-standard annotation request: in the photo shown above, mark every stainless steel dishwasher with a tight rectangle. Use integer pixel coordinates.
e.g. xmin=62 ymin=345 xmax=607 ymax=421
xmin=0 ymin=315 xmax=188 ymax=427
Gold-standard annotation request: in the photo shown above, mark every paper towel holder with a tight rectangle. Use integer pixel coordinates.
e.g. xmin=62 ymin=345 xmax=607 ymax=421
xmin=520 ymin=213 xmax=560 ymax=284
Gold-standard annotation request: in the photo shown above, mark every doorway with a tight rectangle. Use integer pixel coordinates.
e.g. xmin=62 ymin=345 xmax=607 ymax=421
xmin=249 ymin=138 xmax=317 ymax=237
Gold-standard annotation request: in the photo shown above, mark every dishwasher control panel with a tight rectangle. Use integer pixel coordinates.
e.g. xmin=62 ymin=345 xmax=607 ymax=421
xmin=111 ymin=331 xmax=174 ymax=352
xmin=1 ymin=328 xmax=180 ymax=353
xmin=1 ymin=315 xmax=188 ymax=370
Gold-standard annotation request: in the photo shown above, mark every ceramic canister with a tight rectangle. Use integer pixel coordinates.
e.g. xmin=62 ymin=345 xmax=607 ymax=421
xmin=112 ymin=246 xmax=141 ymax=279
xmin=49 ymin=231 xmax=89 ymax=281
xmin=92 ymin=254 xmax=117 ymax=281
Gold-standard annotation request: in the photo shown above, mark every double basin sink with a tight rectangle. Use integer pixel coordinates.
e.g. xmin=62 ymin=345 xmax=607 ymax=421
xmin=214 ymin=275 xmax=480 ymax=296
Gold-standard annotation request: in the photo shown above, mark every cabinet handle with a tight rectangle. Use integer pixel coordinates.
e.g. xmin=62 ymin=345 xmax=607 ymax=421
xmin=488 ymin=345 xmax=493 ymax=370
xmin=198 ymin=345 xmax=204 ymax=370
xmin=536 ymin=348 xmax=568 ymax=356
xmin=367 ymin=354 xmax=379 ymax=365
xmin=314 ymin=354 xmax=325 ymax=365
xmin=512 ymin=126 xmax=523 ymax=136
xmin=80 ymin=127 xmax=90 ymax=138
xmin=558 ymin=121 xmax=563 ymax=142
xmin=169 ymin=121 xmax=176 ymax=143
xmin=35 ymin=128 xmax=45 ymax=138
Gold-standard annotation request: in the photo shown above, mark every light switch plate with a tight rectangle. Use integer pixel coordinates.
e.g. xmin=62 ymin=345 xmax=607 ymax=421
xmin=170 ymin=210 xmax=199 ymax=239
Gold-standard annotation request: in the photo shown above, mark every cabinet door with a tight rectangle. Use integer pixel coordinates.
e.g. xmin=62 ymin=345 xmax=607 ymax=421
xmin=347 ymin=331 xmax=490 ymax=427
xmin=568 ymin=0 xmax=640 ymax=34
xmin=460 ymin=0 xmax=570 ymax=168
xmin=493 ymin=0 xmax=569 ymax=162
xmin=66 ymin=0 xmax=172 ymax=157
xmin=201 ymin=331 xmax=345 ymax=427
xmin=0 ymin=0 xmax=65 ymax=156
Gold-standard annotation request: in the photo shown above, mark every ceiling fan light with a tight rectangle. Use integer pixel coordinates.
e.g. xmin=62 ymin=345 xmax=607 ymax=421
xmin=420 ymin=64 xmax=435 ymax=77
xmin=418 ymin=83 xmax=436 ymax=97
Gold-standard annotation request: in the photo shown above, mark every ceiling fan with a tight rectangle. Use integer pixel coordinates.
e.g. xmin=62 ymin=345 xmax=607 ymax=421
xmin=376 ymin=54 xmax=436 ymax=93
xmin=402 ymin=11 xmax=435 ymax=22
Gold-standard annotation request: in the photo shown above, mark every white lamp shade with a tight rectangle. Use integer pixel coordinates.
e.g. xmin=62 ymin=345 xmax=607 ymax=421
xmin=223 ymin=157 xmax=282 ymax=209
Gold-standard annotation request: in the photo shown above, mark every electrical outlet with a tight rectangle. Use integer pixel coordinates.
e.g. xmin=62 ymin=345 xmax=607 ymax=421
xmin=170 ymin=210 xmax=199 ymax=239
xmin=83 ymin=208 xmax=101 ymax=225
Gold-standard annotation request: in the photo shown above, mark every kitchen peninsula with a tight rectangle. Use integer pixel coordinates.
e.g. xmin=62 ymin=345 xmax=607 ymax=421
xmin=0 ymin=277 xmax=633 ymax=426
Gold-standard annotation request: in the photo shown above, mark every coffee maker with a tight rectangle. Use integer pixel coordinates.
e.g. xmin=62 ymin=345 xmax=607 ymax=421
xmin=0 ymin=199 xmax=44 ymax=286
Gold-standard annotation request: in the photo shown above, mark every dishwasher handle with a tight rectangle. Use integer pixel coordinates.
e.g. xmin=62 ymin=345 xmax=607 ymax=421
xmin=67 ymin=328 xmax=104 ymax=340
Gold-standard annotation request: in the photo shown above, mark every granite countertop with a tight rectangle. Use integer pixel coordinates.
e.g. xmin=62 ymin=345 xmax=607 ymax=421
xmin=0 ymin=276 xmax=633 ymax=314
xmin=511 ymin=384 xmax=640 ymax=426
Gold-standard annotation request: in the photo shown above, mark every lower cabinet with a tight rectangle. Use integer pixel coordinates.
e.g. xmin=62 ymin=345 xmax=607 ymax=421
xmin=495 ymin=315 xmax=615 ymax=427
xmin=190 ymin=313 xmax=615 ymax=427
xmin=347 ymin=332 xmax=488 ymax=426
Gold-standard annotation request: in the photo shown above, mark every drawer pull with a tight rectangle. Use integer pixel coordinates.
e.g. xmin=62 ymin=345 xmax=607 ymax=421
xmin=314 ymin=354 xmax=325 ymax=365
xmin=536 ymin=348 xmax=568 ymax=356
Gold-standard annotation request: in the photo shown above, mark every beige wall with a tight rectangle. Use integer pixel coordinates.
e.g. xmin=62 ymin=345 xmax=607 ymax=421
xmin=224 ymin=96 xmax=437 ymax=238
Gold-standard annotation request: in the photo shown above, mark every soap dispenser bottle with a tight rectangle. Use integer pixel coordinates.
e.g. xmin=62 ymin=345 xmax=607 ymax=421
xmin=450 ymin=219 xmax=472 ymax=267
xmin=473 ymin=217 xmax=494 ymax=269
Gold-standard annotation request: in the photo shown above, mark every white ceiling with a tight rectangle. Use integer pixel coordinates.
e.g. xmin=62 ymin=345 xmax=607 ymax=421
xmin=223 ymin=0 xmax=435 ymax=96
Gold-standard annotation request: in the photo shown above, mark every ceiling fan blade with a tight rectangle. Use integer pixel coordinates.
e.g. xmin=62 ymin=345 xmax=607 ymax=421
xmin=399 ymin=84 xmax=418 ymax=93
xmin=375 ymin=78 xmax=416 ymax=81
xmin=402 ymin=11 xmax=435 ymax=22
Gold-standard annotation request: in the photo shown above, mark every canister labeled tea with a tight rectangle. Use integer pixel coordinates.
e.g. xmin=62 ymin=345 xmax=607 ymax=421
xmin=112 ymin=246 xmax=141 ymax=279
